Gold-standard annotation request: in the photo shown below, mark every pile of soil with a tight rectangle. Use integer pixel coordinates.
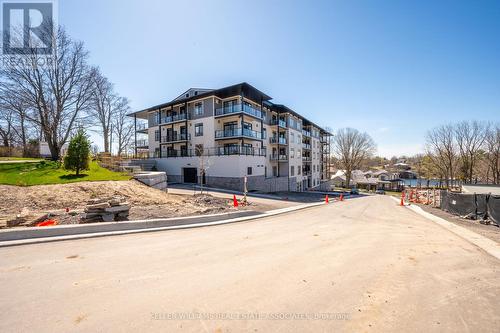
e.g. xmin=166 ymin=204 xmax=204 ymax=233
xmin=0 ymin=181 xmax=235 ymax=226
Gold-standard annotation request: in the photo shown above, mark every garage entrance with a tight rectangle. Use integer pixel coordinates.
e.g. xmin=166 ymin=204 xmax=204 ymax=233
xmin=183 ymin=168 xmax=198 ymax=183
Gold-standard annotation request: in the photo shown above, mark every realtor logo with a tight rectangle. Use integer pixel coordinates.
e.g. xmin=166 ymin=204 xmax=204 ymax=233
xmin=1 ymin=0 xmax=57 ymax=55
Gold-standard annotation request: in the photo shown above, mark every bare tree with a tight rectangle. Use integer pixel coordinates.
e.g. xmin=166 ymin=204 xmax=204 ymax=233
xmin=90 ymin=72 xmax=118 ymax=153
xmin=195 ymin=144 xmax=212 ymax=194
xmin=331 ymin=128 xmax=376 ymax=188
xmin=425 ymin=124 xmax=457 ymax=188
xmin=484 ymin=124 xmax=500 ymax=184
xmin=112 ymin=97 xmax=133 ymax=156
xmin=0 ymin=25 xmax=96 ymax=160
xmin=0 ymin=85 xmax=38 ymax=156
xmin=455 ymin=121 xmax=488 ymax=183
xmin=0 ymin=109 xmax=15 ymax=148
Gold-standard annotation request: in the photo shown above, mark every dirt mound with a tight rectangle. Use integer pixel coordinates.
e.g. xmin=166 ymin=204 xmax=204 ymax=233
xmin=1 ymin=180 xmax=182 ymax=215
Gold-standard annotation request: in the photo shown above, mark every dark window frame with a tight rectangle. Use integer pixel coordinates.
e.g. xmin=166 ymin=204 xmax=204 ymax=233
xmin=195 ymin=123 xmax=203 ymax=136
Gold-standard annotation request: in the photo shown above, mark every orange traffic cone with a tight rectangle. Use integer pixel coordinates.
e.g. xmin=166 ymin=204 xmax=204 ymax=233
xmin=325 ymin=195 xmax=329 ymax=204
xmin=400 ymin=191 xmax=405 ymax=206
xmin=233 ymin=195 xmax=239 ymax=207
xmin=340 ymin=193 xmax=344 ymax=201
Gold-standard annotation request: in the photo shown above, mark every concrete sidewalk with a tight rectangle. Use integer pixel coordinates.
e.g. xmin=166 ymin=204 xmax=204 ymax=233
xmin=390 ymin=196 xmax=500 ymax=261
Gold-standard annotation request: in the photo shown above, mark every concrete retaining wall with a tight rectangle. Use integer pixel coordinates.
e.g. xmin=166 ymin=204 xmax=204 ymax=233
xmin=133 ymin=171 xmax=167 ymax=191
xmin=0 ymin=211 xmax=260 ymax=242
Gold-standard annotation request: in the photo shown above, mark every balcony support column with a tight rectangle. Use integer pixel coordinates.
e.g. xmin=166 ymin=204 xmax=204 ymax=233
xmin=240 ymin=114 xmax=244 ymax=150
xmin=134 ymin=114 xmax=137 ymax=158
xmin=260 ymin=98 xmax=264 ymax=148
xmin=184 ymin=101 xmax=188 ymax=141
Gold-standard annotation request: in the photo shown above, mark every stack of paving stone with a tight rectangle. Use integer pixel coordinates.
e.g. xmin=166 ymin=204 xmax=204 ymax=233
xmin=81 ymin=197 xmax=130 ymax=223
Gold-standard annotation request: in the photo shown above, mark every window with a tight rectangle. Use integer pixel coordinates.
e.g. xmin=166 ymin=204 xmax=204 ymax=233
xmin=247 ymin=167 xmax=253 ymax=175
xmin=290 ymin=148 xmax=295 ymax=158
xmin=297 ymin=135 xmax=301 ymax=144
xmin=195 ymin=123 xmax=203 ymax=136
xmin=297 ymin=150 xmax=301 ymax=158
xmin=290 ymin=133 xmax=294 ymax=143
xmin=298 ymin=167 xmax=301 ymax=175
xmin=273 ymin=166 xmax=277 ymax=177
xmin=154 ymin=130 xmax=160 ymax=142
xmin=243 ymin=122 xmax=252 ymax=130
xmin=242 ymin=143 xmax=253 ymax=155
xmin=194 ymin=102 xmax=203 ymax=115
xmin=195 ymin=144 xmax=204 ymax=156
xmin=291 ymin=166 xmax=295 ymax=176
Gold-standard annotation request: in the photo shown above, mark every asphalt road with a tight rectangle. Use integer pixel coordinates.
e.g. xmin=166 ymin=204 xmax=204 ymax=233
xmin=1 ymin=196 xmax=499 ymax=332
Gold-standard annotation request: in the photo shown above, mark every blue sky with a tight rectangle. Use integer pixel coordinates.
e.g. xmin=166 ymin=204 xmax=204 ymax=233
xmin=60 ymin=0 xmax=500 ymax=157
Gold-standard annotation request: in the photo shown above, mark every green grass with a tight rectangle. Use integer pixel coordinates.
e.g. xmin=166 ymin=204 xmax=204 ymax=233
xmin=0 ymin=160 xmax=130 ymax=186
xmin=0 ymin=157 xmax=41 ymax=161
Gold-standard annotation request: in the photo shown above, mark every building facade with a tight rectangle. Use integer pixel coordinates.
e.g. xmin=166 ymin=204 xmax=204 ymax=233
xmin=129 ymin=82 xmax=331 ymax=192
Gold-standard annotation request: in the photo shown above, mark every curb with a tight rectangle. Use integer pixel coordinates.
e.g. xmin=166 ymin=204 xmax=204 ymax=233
xmin=170 ymin=184 xmax=283 ymax=200
xmin=390 ymin=196 xmax=500 ymax=261
xmin=0 ymin=202 xmax=327 ymax=247
xmin=0 ymin=210 xmax=260 ymax=242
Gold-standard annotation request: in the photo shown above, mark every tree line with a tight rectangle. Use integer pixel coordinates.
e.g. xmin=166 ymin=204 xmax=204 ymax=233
xmin=328 ymin=122 xmax=499 ymax=189
xmin=425 ymin=121 xmax=499 ymax=186
xmin=0 ymin=24 xmax=134 ymax=160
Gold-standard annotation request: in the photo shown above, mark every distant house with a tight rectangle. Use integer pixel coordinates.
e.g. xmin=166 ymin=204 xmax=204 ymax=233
xmin=372 ymin=170 xmax=391 ymax=181
xmin=394 ymin=162 xmax=411 ymax=170
xmin=39 ymin=142 xmax=69 ymax=158
xmin=396 ymin=170 xmax=417 ymax=179
xmin=331 ymin=169 xmax=403 ymax=191
xmin=331 ymin=170 xmax=365 ymax=188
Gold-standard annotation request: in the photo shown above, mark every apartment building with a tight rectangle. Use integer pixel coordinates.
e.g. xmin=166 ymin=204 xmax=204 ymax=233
xmin=129 ymin=82 xmax=331 ymax=192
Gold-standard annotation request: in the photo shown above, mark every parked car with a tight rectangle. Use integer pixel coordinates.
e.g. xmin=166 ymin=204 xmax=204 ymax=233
xmin=375 ymin=189 xmax=386 ymax=195
xmin=350 ymin=188 xmax=359 ymax=195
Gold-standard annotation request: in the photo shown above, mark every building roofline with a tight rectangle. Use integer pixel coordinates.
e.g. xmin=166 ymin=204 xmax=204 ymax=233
xmin=268 ymin=102 xmax=332 ymax=136
xmin=127 ymin=82 xmax=272 ymax=117
xmin=127 ymin=82 xmax=333 ymax=135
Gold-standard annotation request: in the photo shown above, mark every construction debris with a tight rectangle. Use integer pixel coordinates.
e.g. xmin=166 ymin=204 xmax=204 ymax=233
xmin=81 ymin=196 xmax=130 ymax=223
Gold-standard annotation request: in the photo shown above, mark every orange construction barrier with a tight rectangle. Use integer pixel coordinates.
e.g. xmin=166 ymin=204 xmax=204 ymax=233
xmin=340 ymin=193 xmax=344 ymax=201
xmin=37 ymin=219 xmax=57 ymax=227
xmin=325 ymin=195 xmax=329 ymax=204
xmin=400 ymin=191 xmax=405 ymax=206
xmin=233 ymin=195 xmax=239 ymax=208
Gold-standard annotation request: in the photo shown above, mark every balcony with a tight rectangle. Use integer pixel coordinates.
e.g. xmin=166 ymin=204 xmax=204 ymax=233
xmin=302 ymin=129 xmax=311 ymax=137
xmin=215 ymin=146 xmax=266 ymax=156
xmin=161 ymin=149 xmax=189 ymax=158
xmin=270 ymin=154 xmax=288 ymax=161
xmin=271 ymin=119 xmax=287 ymax=128
xmin=303 ymin=170 xmax=311 ymax=176
xmin=161 ymin=113 xmax=188 ymax=124
xmin=215 ymin=128 xmax=262 ymax=140
xmin=302 ymin=143 xmax=311 ymax=150
xmin=161 ymin=133 xmax=190 ymax=143
xmin=215 ymin=104 xmax=263 ymax=119
xmin=302 ymin=156 xmax=312 ymax=162
xmin=136 ymin=123 xmax=148 ymax=132
xmin=269 ymin=137 xmax=287 ymax=145
xmin=159 ymin=146 xmax=267 ymax=158
xmin=136 ymin=139 xmax=148 ymax=147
